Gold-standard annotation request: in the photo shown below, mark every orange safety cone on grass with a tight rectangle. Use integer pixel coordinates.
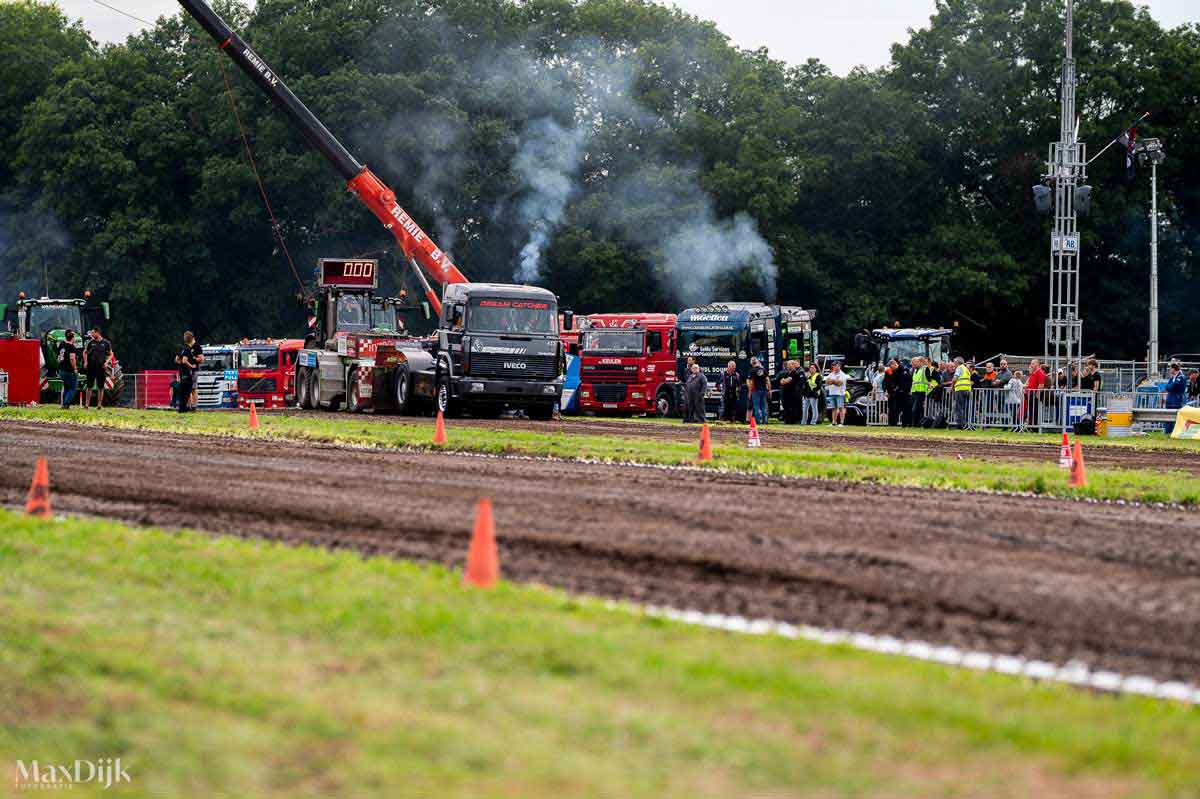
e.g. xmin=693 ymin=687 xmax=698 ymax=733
xmin=1058 ymin=432 xmax=1071 ymax=469
xmin=248 ymin=402 xmax=260 ymax=431
xmin=747 ymin=416 xmax=761 ymax=448
xmin=464 ymin=497 xmax=499 ymax=588
xmin=1069 ymin=441 xmax=1087 ymax=487
xmin=698 ymin=422 xmax=713 ymax=461
xmin=433 ymin=410 xmax=447 ymax=445
xmin=25 ymin=458 xmax=51 ymax=519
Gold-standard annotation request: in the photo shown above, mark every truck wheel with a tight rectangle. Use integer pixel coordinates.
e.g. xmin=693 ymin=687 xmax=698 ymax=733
xmin=436 ymin=375 xmax=459 ymax=418
xmin=393 ymin=366 xmax=411 ymax=414
xmin=655 ymin=389 xmax=675 ymax=418
xmin=297 ymin=367 xmax=312 ymax=409
xmin=346 ymin=371 xmax=366 ymax=413
xmin=527 ymin=402 xmax=554 ymax=421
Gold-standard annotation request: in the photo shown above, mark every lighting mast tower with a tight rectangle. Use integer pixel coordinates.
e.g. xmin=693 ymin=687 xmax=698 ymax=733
xmin=1044 ymin=0 xmax=1086 ymax=385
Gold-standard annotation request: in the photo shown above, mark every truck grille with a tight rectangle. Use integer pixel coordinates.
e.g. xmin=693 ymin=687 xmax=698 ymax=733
xmin=469 ymin=354 xmax=558 ymax=381
xmin=238 ymin=376 xmax=277 ymax=393
xmin=583 ymin=365 xmax=638 ymax=383
xmin=195 ymin=378 xmax=225 ymax=407
xmin=594 ymin=384 xmax=628 ymax=403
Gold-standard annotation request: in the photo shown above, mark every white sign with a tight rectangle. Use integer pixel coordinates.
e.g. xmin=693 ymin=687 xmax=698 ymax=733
xmin=1051 ymin=234 xmax=1080 ymax=253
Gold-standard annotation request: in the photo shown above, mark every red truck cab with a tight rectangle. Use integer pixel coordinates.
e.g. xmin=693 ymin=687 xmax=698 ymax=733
xmin=236 ymin=339 xmax=303 ymax=409
xmin=577 ymin=313 xmax=678 ymax=416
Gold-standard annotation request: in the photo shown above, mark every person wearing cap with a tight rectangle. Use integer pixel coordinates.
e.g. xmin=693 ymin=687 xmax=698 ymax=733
xmin=825 ymin=360 xmax=849 ymax=426
xmin=1165 ymin=361 xmax=1187 ymax=410
xmin=82 ymin=327 xmax=113 ymax=409
xmin=747 ymin=356 xmax=769 ymax=426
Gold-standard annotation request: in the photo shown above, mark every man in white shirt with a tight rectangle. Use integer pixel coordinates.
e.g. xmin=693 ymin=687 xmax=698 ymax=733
xmin=825 ymin=360 xmax=849 ymax=426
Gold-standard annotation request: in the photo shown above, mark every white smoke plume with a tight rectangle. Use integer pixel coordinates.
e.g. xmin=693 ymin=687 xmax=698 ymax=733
xmin=513 ymin=117 xmax=587 ymax=283
xmin=662 ymin=212 xmax=777 ymax=307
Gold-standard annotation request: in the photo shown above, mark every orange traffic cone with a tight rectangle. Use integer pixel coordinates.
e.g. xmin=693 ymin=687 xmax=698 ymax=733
xmin=464 ymin=497 xmax=499 ymax=588
xmin=698 ymin=423 xmax=713 ymax=462
xmin=248 ymin=402 xmax=260 ymax=431
xmin=433 ymin=410 xmax=447 ymax=445
xmin=747 ymin=416 xmax=761 ymax=448
xmin=1058 ymin=432 xmax=1071 ymax=469
xmin=25 ymin=458 xmax=51 ymax=519
xmin=1069 ymin=441 xmax=1087 ymax=487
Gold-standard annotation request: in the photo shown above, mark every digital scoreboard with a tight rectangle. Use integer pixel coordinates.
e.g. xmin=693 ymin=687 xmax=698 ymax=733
xmin=317 ymin=258 xmax=379 ymax=289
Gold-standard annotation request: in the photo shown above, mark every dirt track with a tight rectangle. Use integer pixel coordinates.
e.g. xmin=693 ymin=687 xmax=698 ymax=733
xmin=284 ymin=410 xmax=1200 ymax=475
xmin=3 ymin=419 xmax=1199 ymax=684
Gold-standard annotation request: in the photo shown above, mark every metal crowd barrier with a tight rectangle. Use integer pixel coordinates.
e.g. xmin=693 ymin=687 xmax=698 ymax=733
xmin=861 ymin=387 xmax=1173 ymax=433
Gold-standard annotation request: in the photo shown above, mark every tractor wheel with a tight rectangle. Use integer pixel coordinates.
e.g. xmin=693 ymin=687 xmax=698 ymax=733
xmin=392 ymin=366 xmax=411 ymax=414
xmin=655 ymin=389 xmax=676 ymax=418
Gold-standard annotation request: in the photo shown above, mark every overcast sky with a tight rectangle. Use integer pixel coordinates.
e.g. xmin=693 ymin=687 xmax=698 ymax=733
xmin=59 ymin=0 xmax=1197 ymax=74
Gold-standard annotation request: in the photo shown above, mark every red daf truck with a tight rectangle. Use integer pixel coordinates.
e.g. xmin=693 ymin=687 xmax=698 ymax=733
xmin=577 ymin=313 xmax=679 ymax=416
xmin=236 ymin=339 xmax=303 ymax=409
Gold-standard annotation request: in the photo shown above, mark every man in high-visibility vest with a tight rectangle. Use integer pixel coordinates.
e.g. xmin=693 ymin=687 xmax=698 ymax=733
xmin=909 ymin=356 xmax=934 ymax=426
xmin=952 ymin=356 xmax=973 ymax=429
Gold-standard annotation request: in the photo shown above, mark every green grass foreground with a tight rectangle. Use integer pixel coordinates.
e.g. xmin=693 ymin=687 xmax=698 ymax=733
xmin=1 ymin=510 xmax=1197 ymax=798
xmin=3 ymin=406 xmax=1199 ymax=504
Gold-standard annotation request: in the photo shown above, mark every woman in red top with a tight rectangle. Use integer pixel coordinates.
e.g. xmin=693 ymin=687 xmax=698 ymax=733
xmin=1024 ymin=358 xmax=1046 ymax=426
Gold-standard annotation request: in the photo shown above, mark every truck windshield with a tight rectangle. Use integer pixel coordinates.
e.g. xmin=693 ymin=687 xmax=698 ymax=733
xmin=370 ymin=301 xmax=403 ymax=333
xmin=239 ymin=348 xmax=278 ymax=371
xmin=885 ymin=338 xmax=945 ymax=365
xmin=26 ymin=304 xmax=83 ymax=337
xmin=581 ymin=330 xmax=643 ymax=355
xmin=335 ymin=295 xmax=371 ymax=331
xmin=199 ymin=352 xmax=235 ymax=372
xmin=678 ymin=329 xmax=740 ymax=360
xmin=468 ymin=298 xmax=557 ymax=334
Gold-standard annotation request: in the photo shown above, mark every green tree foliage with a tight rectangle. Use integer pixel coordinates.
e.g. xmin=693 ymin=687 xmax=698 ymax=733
xmin=1 ymin=0 xmax=1196 ymax=369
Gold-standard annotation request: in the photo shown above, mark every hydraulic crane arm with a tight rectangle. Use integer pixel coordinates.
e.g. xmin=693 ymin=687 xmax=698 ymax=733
xmin=177 ymin=0 xmax=465 ymax=315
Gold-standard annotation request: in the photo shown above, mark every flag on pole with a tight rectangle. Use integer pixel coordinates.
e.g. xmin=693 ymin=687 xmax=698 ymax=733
xmin=1118 ymin=124 xmax=1138 ymax=179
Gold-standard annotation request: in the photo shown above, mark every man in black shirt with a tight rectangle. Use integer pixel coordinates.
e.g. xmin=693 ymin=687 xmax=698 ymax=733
xmin=748 ymin=357 xmax=769 ymax=425
xmin=57 ymin=330 xmax=80 ymax=409
xmin=779 ymin=360 xmax=803 ymax=423
xmin=82 ymin=327 xmax=113 ymax=409
xmin=175 ymin=331 xmax=201 ymax=413
xmin=718 ymin=360 xmax=742 ymax=423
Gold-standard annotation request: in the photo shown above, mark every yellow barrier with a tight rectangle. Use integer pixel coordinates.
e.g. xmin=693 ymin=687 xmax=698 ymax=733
xmin=1171 ymin=406 xmax=1200 ymax=439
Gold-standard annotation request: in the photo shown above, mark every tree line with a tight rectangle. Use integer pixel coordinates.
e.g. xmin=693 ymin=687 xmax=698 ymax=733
xmin=1 ymin=0 xmax=1196 ymax=371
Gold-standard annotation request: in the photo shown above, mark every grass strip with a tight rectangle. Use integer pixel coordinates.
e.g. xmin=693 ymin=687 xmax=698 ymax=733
xmin=1 ymin=509 xmax=1197 ymax=798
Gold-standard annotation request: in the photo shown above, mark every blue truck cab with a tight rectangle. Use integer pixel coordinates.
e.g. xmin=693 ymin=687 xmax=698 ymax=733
xmin=674 ymin=303 xmax=818 ymax=417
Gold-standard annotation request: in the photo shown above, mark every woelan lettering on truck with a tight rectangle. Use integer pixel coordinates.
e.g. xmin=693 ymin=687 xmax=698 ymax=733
xmin=477 ymin=300 xmax=551 ymax=310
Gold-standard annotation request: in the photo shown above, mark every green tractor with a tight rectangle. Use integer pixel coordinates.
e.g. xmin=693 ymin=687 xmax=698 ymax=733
xmin=0 ymin=293 xmax=123 ymax=405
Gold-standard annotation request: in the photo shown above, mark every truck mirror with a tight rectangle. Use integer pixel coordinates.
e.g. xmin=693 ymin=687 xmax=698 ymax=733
xmin=561 ymin=309 xmax=574 ymax=331
xmin=421 ymin=301 xmax=431 ymax=320
xmin=102 ymin=302 xmax=111 ymax=320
